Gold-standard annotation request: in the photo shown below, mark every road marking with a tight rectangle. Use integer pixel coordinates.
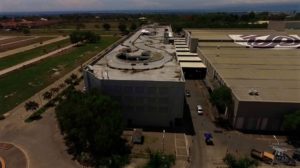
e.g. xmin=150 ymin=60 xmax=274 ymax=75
xmin=0 ymin=141 xmax=30 ymax=168
xmin=184 ymin=133 xmax=189 ymax=156
xmin=174 ymin=133 xmax=177 ymax=156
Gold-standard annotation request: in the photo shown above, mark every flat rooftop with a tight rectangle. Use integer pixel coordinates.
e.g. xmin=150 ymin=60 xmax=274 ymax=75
xmin=189 ymin=29 xmax=300 ymax=103
xmin=187 ymin=29 xmax=300 ymax=41
xmin=180 ymin=62 xmax=206 ymax=68
xmin=178 ymin=57 xmax=201 ymax=62
xmin=91 ymin=26 xmax=183 ymax=82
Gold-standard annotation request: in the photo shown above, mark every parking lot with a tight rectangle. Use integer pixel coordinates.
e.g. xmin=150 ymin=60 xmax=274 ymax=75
xmin=185 ymin=80 xmax=299 ymax=167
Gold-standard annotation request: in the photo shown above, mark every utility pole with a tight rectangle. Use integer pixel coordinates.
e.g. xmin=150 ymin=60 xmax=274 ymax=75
xmin=163 ymin=129 xmax=165 ymax=153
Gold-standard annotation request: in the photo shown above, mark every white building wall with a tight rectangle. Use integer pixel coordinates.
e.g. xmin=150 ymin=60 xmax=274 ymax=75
xmin=84 ymin=71 xmax=185 ymax=127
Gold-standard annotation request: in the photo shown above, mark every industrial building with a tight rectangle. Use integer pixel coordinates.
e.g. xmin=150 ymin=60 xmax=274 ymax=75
xmin=173 ymin=31 xmax=207 ymax=79
xmin=188 ymin=29 xmax=300 ymax=131
xmin=84 ymin=26 xmax=185 ymax=127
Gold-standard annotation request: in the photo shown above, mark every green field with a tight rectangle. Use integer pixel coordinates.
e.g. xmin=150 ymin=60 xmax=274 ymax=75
xmin=0 ymin=36 xmax=120 ymax=115
xmin=0 ymin=39 xmax=71 ymax=70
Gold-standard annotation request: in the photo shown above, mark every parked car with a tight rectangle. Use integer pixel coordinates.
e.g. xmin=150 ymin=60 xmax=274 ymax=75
xmin=185 ymin=90 xmax=191 ymax=97
xmin=204 ymin=132 xmax=213 ymax=145
xmin=197 ymin=105 xmax=203 ymax=115
xmin=293 ymin=149 xmax=300 ymax=161
xmin=132 ymin=128 xmax=143 ymax=144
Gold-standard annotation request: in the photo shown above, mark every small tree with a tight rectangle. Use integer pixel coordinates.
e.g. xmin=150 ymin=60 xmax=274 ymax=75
xmin=130 ymin=23 xmax=137 ymax=31
xmin=50 ymin=87 xmax=60 ymax=94
xmin=22 ymin=28 xmax=30 ymax=35
xmin=59 ymin=83 xmax=66 ymax=89
xmin=102 ymin=23 xmax=111 ymax=31
xmin=70 ymin=73 xmax=78 ymax=80
xmin=43 ymin=91 xmax=53 ymax=100
xmin=64 ymin=78 xmax=73 ymax=85
xmin=25 ymin=101 xmax=39 ymax=111
xmin=144 ymin=150 xmax=175 ymax=168
xmin=76 ymin=23 xmax=85 ymax=30
xmin=118 ymin=23 xmax=127 ymax=33
xmin=283 ymin=110 xmax=300 ymax=131
xmin=223 ymin=153 xmax=258 ymax=168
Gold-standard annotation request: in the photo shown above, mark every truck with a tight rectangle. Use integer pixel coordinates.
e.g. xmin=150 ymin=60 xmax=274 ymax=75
xmin=251 ymin=149 xmax=275 ymax=164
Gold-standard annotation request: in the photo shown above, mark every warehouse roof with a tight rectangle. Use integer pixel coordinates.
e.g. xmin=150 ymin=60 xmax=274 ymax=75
xmin=189 ymin=29 xmax=300 ymax=102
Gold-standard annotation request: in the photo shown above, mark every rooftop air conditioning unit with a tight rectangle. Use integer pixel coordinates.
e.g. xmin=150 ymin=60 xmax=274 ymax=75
xmin=248 ymin=89 xmax=259 ymax=96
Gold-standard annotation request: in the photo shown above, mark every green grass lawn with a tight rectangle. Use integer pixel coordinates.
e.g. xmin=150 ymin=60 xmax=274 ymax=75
xmin=0 ymin=39 xmax=71 ymax=70
xmin=0 ymin=36 xmax=120 ymax=115
xmin=29 ymin=29 xmax=119 ymax=36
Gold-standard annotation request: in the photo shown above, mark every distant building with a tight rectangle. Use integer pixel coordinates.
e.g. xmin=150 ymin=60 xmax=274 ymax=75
xmin=268 ymin=21 xmax=300 ymax=31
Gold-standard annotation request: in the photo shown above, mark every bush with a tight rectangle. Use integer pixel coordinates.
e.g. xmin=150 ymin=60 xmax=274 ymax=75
xmin=223 ymin=153 xmax=258 ymax=168
xmin=144 ymin=150 xmax=175 ymax=168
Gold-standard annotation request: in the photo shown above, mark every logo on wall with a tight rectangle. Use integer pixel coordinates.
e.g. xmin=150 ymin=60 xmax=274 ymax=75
xmin=229 ymin=35 xmax=300 ymax=49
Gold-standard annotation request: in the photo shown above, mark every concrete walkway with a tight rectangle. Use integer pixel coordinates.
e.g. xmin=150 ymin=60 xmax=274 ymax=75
xmin=0 ymin=36 xmax=68 ymax=59
xmin=0 ymin=43 xmax=77 ymax=77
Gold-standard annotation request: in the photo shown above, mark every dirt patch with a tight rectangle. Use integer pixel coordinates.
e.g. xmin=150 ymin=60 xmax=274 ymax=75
xmin=0 ymin=37 xmax=53 ymax=52
xmin=0 ymin=37 xmax=30 ymax=45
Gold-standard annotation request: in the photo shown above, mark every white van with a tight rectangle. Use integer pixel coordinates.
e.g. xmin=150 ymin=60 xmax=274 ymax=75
xmin=197 ymin=105 xmax=203 ymax=115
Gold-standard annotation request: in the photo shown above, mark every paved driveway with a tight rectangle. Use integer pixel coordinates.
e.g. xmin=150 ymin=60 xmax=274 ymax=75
xmin=185 ymin=80 xmax=296 ymax=168
xmin=0 ymin=108 xmax=79 ymax=168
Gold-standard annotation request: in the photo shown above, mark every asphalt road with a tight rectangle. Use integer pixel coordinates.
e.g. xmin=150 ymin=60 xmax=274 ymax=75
xmin=185 ymin=80 xmax=297 ymax=168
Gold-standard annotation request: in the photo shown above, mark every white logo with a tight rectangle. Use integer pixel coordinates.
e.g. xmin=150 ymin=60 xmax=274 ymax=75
xmin=229 ymin=35 xmax=300 ymax=49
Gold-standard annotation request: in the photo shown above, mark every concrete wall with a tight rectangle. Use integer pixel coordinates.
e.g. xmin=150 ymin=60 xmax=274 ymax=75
xmin=184 ymin=30 xmax=198 ymax=53
xmin=233 ymin=101 xmax=300 ymax=131
xmin=84 ymin=71 xmax=185 ymax=127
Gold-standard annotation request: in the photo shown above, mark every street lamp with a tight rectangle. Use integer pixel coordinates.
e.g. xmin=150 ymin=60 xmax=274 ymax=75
xmin=163 ymin=129 xmax=165 ymax=153
xmin=273 ymin=135 xmax=279 ymax=145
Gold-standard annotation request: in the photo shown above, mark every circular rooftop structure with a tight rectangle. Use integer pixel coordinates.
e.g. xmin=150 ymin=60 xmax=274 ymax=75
xmin=105 ymin=29 xmax=175 ymax=70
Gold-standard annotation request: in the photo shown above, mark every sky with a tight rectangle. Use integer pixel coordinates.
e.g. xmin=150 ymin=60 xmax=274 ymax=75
xmin=0 ymin=0 xmax=299 ymax=12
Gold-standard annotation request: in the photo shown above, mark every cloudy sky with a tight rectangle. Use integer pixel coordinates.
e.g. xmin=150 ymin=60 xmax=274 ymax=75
xmin=0 ymin=0 xmax=299 ymax=12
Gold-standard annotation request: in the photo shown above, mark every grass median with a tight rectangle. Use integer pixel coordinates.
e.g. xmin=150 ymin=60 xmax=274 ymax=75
xmin=0 ymin=39 xmax=71 ymax=70
xmin=0 ymin=36 xmax=120 ymax=115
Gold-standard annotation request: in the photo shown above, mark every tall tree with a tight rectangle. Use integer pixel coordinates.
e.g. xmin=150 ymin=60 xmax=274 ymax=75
xmin=55 ymin=90 xmax=128 ymax=167
xmin=210 ymin=85 xmax=232 ymax=113
xmin=69 ymin=31 xmax=100 ymax=44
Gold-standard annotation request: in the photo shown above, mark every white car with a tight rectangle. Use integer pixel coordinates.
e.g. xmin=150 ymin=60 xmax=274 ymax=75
xmin=197 ymin=105 xmax=203 ymax=115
